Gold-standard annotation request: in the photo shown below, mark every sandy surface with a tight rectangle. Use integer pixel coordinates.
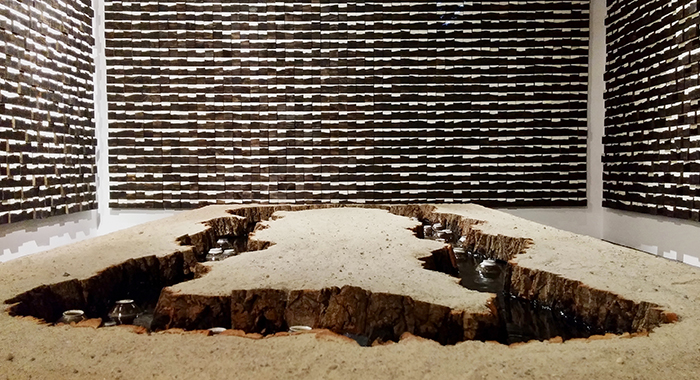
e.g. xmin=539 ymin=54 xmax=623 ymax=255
xmin=181 ymin=207 xmax=491 ymax=313
xmin=1 ymin=204 xmax=700 ymax=380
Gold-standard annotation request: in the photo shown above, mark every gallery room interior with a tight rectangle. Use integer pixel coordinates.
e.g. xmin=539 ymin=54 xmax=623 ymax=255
xmin=1 ymin=0 xmax=700 ymax=378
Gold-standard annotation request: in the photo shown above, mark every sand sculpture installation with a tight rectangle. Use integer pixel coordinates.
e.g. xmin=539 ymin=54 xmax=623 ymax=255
xmin=1 ymin=204 xmax=699 ymax=379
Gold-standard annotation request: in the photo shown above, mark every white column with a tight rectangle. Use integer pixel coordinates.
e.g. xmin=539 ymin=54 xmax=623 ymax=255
xmin=92 ymin=0 xmax=109 ymax=226
xmin=586 ymin=0 xmax=606 ymax=239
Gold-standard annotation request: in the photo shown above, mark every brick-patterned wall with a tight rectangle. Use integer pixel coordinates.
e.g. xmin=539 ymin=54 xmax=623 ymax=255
xmin=106 ymin=0 xmax=589 ymax=208
xmin=0 ymin=0 xmax=96 ymax=224
xmin=605 ymin=0 xmax=700 ymax=221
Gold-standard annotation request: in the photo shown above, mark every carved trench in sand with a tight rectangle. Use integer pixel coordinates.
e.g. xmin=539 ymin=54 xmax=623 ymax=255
xmin=4 ymin=205 xmax=677 ymax=345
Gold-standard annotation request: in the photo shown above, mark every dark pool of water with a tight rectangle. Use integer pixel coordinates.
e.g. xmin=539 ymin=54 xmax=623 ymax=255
xmin=496 ymin=292 xmax=598 ymax=344
xmin=456 ymin=252 xmax=598 ymax=343
xmin=421 ymin=220 xmax=600 ymax=344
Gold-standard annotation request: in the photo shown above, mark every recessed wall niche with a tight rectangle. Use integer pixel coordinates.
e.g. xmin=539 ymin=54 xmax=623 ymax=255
xmin=105 ymin=0 xmax=589 ymax=209
xmin=604 ymin=0 xmax=700 ymax=222
xmin=0 ymin=0 xmax=96 ymax=224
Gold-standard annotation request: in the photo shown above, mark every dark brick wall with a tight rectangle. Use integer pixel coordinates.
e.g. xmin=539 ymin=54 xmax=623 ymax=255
xmin=0 ymin=0 xmax=96 ymax=224
xmin=105 ymin=0 xmax=590 ymax=208
xmin=605 ymin=0 xmax=700 ymax=221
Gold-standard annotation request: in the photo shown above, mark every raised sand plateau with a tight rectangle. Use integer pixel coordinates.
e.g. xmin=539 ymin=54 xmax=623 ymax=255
xmin=1 ymin=204 xmax=699 ymax=379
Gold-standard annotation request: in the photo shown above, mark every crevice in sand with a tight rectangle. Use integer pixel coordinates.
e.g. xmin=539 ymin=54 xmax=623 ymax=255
xmin=153 ymin=285 xmax=498 ymax=345
xmin=3 ymin=204 xmax=678 ymax=347
xmin=5 ymin=251 xmax=199 ymax=324
xmin=4 ymin=207 xmax=280 ymax=325
xmin=390 ymin=205 xmax=677 ymax=342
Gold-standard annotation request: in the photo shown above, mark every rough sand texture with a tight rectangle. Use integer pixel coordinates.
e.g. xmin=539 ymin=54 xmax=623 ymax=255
xmin=179 ymin=207 xmax=491 ymax=313
xmin=1 ymin=204 xmax=699 ymax=380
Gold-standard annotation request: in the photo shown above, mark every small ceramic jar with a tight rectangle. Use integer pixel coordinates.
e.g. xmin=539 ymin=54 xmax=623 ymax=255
xmin=216 ymin=238 xmax=233 ymax=250
xmin=476 ymin=259 xmax=501 ymax=278
xmin=221 ymin=249 xmax=237 ymax=258
xmin=108 ymin=299 xmax=142 ymax=325
xmin=289 ymin=325 xmax=312 ymax=333
xmin=206 ymin=247 xmax=224 ymax=261
xmin=437 ymin=229 xmax=454 ymax=241
xmin=57 ymin=310 xmax=86 ymax=324
xmin=208 ymin=327 xmax=227 ymax=335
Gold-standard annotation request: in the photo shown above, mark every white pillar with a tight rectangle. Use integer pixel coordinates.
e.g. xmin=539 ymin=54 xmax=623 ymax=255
xmin=92 ymin=0 xmax=109 ymax=227
xmin=586 ymin=0 xmax=606 ymax=239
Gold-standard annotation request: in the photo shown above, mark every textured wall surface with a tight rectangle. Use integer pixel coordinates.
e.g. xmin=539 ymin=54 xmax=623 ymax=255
xmin=604 ymin=0 xmax=700 ymax=221
xmin=0 ymin=0 xmax=96 ymax=224
xmin=105 ymin=0 xmax=589 ymax=208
